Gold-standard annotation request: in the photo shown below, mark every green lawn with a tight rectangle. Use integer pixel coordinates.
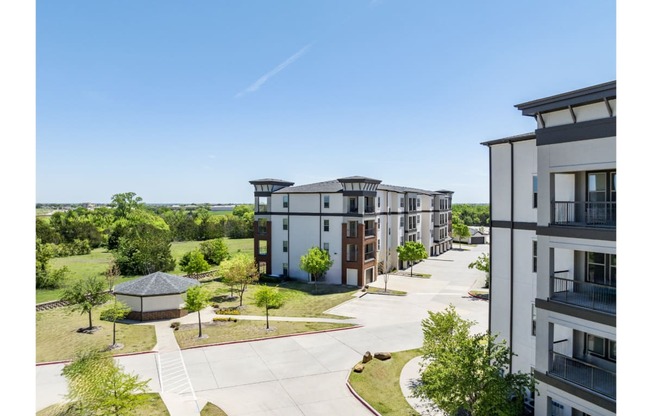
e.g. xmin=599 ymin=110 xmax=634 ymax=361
xmin=37 ymin=238 xmax=254 ymax=303
xmin=175 ymin=319 xmax=355 ymax=349
xmin=36 ymin=305 xmax=157 ymax=363
xmin=202 ymin=279 xmax=359 ymax=319
xmin=37 ymin=393 xmax=170 ymax=416
xmin=348 ymin=349 xmax=423 ymax=416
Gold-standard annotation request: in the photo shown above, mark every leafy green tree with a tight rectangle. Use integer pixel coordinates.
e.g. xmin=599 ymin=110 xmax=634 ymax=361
xmin=453 ymin=221 xmax=471 ymax=249
xmin=113 ymin=210 xmax=176 ymax=275
xmin=254 ymin=286 xmax=285 ymax=329
xmin=184 ymin=285 xmax=212 ymax=338
xmin=452 ymin=204 xmax=490 ymax=226
xmin=414 ymin=305 xmax=536 ymax=416
xmin=36 ymin=217 xmax=61 ymax=244
xmin=110 ymin=192 xmax=144 ymax=219
xmin=468 ymin=253 xmax=490 ymax=288
xmin=62 ymin=349 xmax=150 ymax=415
xmin=36 ymin=238 xmax=68 ymax=289
xmin=101 ymin=299 xmax=131 ymax=349
xmin=299 ymin=247 xmax=334 ymax=288
xmin=231 ymin=204 xmax=254 ymax=217
xmin=199 ymin=238 xmax=230 ymax=265
xmin=179 ymin=249 xmax=211 ymax=276
xmin=397 ymin=241 xmax=428 ymax=276
xmin=220 ymin=253 xmax=259 ymax=306
xmin=61 ymin=276 xmax=111 ymax=331
xmin=200 ymin=215 xmax=227 ymax=240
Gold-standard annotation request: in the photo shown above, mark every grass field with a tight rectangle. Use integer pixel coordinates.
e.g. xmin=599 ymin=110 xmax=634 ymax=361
xmin=202 ymin=279 xmax=359 ymax=319
xmin=36 ymin=305 xmax=157 ymax=363
xmin=175 ymin=320 xmax=355 ymax=349
xmin=348 ymin=348 xmax=423 ymax=416
xmin=37 ymin=238 xmax=254 ymax=303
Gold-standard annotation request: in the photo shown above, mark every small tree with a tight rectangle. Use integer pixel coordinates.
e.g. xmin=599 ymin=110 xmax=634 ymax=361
xmin=253 ymin=286 xmax=285 ymax=330
xmin=62 ymin=349 xmax=150 ymax=415
xmin=299 ymin=247 xmax=334 ymax=289
xmin=101 ymin=300 xmax=131 ymax=349
xmin=184 ymin=285 xmax=212 ymax=338
xmin=199 ymin=238 xmax=230 ymax=266
xmin=397 ymin=241 xmax=428 ymax=276
xmin=453 ymin=222 xmax=471 ymax=249
xmin=219 ymin=253 xmax=259 ymax=306
xmin=179 ymin=249 xmax=211 ymax=276
xmin=414 ymin=305 xmax=536 ymax=416
xmin=468 ymin=253 xmax=490 ymax=288
xmin=62 ymin=276 xmax=111 ymax=332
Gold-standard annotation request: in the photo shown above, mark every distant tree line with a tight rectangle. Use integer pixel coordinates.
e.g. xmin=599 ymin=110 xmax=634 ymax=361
xmin=451 ymin=204 xmax=489 ymax=226
xmin=35 ymin=192 xmax=254 ymax=289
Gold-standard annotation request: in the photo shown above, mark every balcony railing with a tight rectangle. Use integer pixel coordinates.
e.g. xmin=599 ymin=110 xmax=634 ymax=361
xmin=364 ymin=252 xmax=375 ymax=261
xmin=348 ymin=206 xmax=359 ymax=214
xmin=550 ymin=352 xmax=616 ymax=400
xmin=552 ymin=201 xmax=616 ymax=228
xmin=364 ymin=229 xmax=375 ymax=238
xmin=550 ymin=277 xmax=616 ymax=315
xmin=364 ymin=206 xmax=375 ymax=214
xmin=347 ymin=229 xmax=358 ymax=238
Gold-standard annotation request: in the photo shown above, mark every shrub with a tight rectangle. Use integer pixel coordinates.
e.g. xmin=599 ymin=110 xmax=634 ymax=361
xmin=170 ymin=322 xmax=180 ymax=330
xmin=213 ymin=317 xmax=238 ymax=322
xmin=215 ymin=308 xmax=240 ymax=315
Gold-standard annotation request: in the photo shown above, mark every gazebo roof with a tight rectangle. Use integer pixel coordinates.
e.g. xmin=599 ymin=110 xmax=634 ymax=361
xmin=113 ymin=272 xmax=200 ymax=296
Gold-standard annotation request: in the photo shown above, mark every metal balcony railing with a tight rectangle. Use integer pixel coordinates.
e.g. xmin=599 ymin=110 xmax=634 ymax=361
xmin=550 ymin=277 xmax=616 ymax=315
xmin=550 ymin=352 xmax=616 ymax=399
xmin=364 ymin=206 xmax=375 ymax=213
xmin=552 ymin=201 xmax=616 ymax=228
xmin=348 ymin=206 xmax=359 ymax=214
xmin=364 ymin=252 xmax=375 ymax=261
xmin=347 ymin=229 xmax=358 ymax=238
xmin=364 ymin=229 xmax=375 ymax=237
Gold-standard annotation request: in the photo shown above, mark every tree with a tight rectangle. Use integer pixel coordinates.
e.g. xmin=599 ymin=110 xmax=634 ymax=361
xmin=413 ymin=305 xmax=536 ymax=416
xmin=253 ymin=286 xmax=285 ymax=330
xmin=199 ymin=238 xmax=230 ymax=265
xmin=219 ymin=253 xmax=259 ymax=306
xmin=397 ymin=241 xmax=428 ymax=276
xmin=453 ymin=222 xmax=471 ymax=249
xmin=184 ymin=285 xmax=212 ymax=338
xmin=36 ymin=238 xmax=68 ymax=289
xmin=179 ymin=249 xmax=211 ymax=276
xmin=299 ymin=247 xmax=334 ymax=288
xmin=61 ymin=276 xmax=111 ymax=331
xmin=110 ymin=192 xmax=144 ymax=219
xmin=62 ymin=349 xmax=149 ymax=415
xmin=101 ymin=299 xmax=131 ymax=349
xmin=468 ymin=253 xmax=490 ymax=288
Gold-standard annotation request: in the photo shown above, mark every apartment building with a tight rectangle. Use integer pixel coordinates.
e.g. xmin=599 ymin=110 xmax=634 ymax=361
xmin=483 ymin=81 xmax=616 ymax=415
xmin=249 ymin=176 xmax=453 ymax=287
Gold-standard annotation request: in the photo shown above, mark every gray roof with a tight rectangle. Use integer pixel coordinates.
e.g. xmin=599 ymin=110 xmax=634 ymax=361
xmin=515 ymin=81 xmax=616 ymax=116
xmin=114 ymin=272 xmax=200 ymax=296
xmin=277 ymin=180 xmax=344 ymax=194
xmin=481 ymin=132 xmax=536 ymax=147
xmin=377 ymin=183 xmax=439 ymax=195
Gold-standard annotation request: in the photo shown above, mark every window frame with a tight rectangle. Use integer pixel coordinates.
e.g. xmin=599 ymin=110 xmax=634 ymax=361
xmin=323 ymin=219 xmax=330 ymax=232
xmin=282 ymin=195 xmax=289 ymax=208
xmin=323 ymin=195 xmax=330 ymax=209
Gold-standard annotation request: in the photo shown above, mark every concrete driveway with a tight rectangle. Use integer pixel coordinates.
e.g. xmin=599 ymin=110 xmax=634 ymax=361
xmin=36 ymin=244 xmax=489 ymax=415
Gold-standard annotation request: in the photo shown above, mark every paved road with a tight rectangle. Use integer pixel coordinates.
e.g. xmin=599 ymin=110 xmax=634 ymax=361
xmin=36 ymin=244 xmax=489 ymax=415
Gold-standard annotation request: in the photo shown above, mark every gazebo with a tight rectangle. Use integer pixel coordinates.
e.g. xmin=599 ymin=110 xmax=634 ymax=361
xmin=113 ymin=271 xmax=201 ymax=321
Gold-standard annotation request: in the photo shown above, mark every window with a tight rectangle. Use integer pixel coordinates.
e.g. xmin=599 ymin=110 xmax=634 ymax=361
xmin=400 ymin=236 xmax=404 ymax=245
xmin=323 ymin=242 xmax=329 ymax=252
xmin=532 ymin=176 xmax=538 ymax=208
xmin=532 ymin=240 xmax=537 ymax=273
xmin=587 ymin=252 xmax=616 ymax=287
xmin=400 ymin=217 xmax=404 ymax=227
xmin=283 ymin=195 xmax=288 ymax=208
xmin=400 ymin=197 xmax=404 ymax=208
xmin=377 ymin=239 xmax=381 ymax=251
xmin=377 ymin=197 xmax=380 ymax=208
xmin=282 ymin=263 xmax=288 ymax=277
xmin=417 ymin=232 xmax=420 ymax=240
xmin=586 ymin=334 xmax=616 ymax=362
xmin=347 ymin=244 xmax=357 ymax=262
xmin=531 ymin=304 xmax=536 ymax=336
xmin=324 ymin=219 xmax=330 ymax=232
xmin=417 ymin=215 xmax=420 ymax=224
xmin=323 ymin=195 xmax=330 ymax=209
xmin=283 ymin=240 xmax=288 ymax=253
xmin=259 ymin=241 xmax=267 ymax=255
xmin=550 ymin=400 xmax=564 ymax=416
xmin=258 ymin=218 xmax=268 ymax=234
xmin=283 ymin=218 xmax=288 ymax=230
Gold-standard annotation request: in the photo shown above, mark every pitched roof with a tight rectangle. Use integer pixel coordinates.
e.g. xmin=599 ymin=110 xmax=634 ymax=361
xmin=277 ymin=180 xmax=344 ymax=193
xmin=113 ymin=272 xmax=200 ymax=296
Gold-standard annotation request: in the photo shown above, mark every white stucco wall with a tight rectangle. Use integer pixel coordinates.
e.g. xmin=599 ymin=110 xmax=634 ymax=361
xmin=490 ymin=143 xmax=513 ymax=222
xmin=116 ymin=294 xmax=142 ymax=312
xmin=144 ymin=294 xmax=184 ymax=311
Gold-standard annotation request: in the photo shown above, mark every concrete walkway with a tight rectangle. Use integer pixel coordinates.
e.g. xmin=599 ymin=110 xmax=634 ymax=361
xmin=400 ymin=356 xmax=442 ymax=416
xmin=36 ymin=244 xmax=490 ymax=416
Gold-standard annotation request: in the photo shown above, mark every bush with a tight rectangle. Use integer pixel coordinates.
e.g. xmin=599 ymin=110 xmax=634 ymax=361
xmin=170 ymin=322 xmax=180 ymax=330
xmin=215 ymin=308 xmax=240 ymax=315
xmin=213 ymin=317 xmax=238 ymax=322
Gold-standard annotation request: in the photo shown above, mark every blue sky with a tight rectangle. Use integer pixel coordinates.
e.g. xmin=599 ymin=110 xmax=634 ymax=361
xmin=34 ymin=0 xmax=616 ymax=204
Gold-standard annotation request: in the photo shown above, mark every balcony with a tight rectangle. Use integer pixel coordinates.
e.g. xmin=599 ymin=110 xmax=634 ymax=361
xmin=552 ymin=201 xmax=616 ymax=228
xmin=550 ymin=277 xmax=616 ymax=315
xmin=364 ymin=206 xmax=375 ymax=214
xmin=550 ymin=352 xmax=616 ymax=400
xmin=364 ymin=228 xmax=376 ymax=238
xmin=348 ymin=206 xmax=359 ymax=214
xmin=364 ymin=251 xmax=375 ymax=261
xmin=347 ymin=228 xmax=358 ymax=238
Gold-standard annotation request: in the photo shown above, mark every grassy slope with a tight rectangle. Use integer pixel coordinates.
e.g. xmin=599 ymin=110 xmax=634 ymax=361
xmin=37 ymin=238 xmax=253 ymax=303
xmin=37 ymin=393 xmax=170 ymax=416
xmin=348 ymin=349 xmax=422 ymax=416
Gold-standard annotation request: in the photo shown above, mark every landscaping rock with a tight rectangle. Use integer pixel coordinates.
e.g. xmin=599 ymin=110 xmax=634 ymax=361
xmin=353 ymin=363 xmax=365 ymax=373
xmin=362 ymin=351 xmax=373 ymax=363
xmin=374 ymin=352 xmax=392 ymax=361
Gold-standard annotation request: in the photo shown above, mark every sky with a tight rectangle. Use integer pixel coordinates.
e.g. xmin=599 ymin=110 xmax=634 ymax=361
xmin=31 ymin=0 xmax=618 ymax=204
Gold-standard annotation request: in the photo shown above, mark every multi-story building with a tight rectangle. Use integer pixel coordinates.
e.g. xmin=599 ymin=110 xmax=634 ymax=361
xmin=483 ymin=81 xmax=616 ymax=415
xmin=249 ymin=176 xmax=453 ymax=287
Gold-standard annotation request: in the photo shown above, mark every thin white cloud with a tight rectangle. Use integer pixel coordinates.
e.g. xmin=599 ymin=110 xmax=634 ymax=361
xmin=236 ymin=43 xmax=313 ymax=98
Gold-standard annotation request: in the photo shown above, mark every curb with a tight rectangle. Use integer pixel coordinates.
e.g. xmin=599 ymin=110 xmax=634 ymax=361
xmin=36 ymin=350 xmax=158 ymax=367
xmin=467 ymin=291 xmax=489 ymax=301
xmin=180 ymin=324 xmax=364 ymax=350
xmin=346 ymin=379 xmax=382 ymax=415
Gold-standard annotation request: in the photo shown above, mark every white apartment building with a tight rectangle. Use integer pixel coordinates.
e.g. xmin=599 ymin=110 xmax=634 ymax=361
xmin=483 ymin=81 xmax=616 ymax=416
xmin=249 ymin=176 xmax=453 ymax=287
